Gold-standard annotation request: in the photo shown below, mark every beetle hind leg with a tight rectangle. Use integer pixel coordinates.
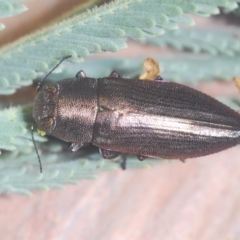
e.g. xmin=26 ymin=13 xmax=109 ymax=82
xmin=99 ymin=148 xmax=120 ymax=160
xmin=99 ymin=148 xmax=127 ymax=170
xmin=109 ymin=71 xmax=120 ymax=78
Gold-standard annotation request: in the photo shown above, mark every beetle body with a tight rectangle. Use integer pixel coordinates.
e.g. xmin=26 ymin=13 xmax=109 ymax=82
xmin=33 ymin=75 xmax=240 ymax=162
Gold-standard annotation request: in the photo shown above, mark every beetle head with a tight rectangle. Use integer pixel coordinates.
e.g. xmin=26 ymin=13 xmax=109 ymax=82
xmin=33 ymin=83 xmax=59 ymax=134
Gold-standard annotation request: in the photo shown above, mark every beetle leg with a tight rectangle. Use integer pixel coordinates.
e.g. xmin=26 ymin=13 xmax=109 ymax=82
xmin=109 ymin=71 xmax=120 ymax=78
xmin=154 ymin=75 xmax=164 ymax=82
xmin=137 ymin=155 xmax=148 ymax=161
xmin=75 ymin=70 xmax=86 ymax=78
xmin=99 ymin=148 xmax=127 ymax=170
xmin=69 ymin=142 xmax=83 ymax=152
xmin=120 ymin=154 xmax=127 ymax=170
xmin=180 ymin=158 xmax=186 ymax=163
xmin=99 ymin=148 xmax=120 ymax=160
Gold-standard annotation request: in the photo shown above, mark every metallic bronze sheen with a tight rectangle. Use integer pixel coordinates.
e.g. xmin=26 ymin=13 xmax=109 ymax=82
xmin=34 ymin=77 xmax=240 ymax=160
xmin=33 ymin=78 xmax=98 ymax=143
xmin=92 ymin=78 xmax=240 ymax=159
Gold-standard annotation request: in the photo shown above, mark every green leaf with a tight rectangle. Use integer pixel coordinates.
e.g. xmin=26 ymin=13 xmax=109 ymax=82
xmin=143 ymin=28 xmax=240 ymax=56
xmin=0 ymin=146 xmax=160 ymax=194
xmin=0 ymin=1 xmax=33 ymax=29
xmin=232 ymin=4 xmax=240 ymax=14
xmin=0 ymin=23 xmax=4 ymax=30
xmin=0 ymin=0 xmax=239 ymax=94
xmin=0 ymin=104 xmax=46 ymax=153
xmin=0 ymin=2 xmax=27 ymax=18
xmin=55 ymin=56 xmax=240 ymax=83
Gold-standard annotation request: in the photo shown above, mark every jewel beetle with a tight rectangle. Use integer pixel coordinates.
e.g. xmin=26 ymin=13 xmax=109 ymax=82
xmin=32 ymin=57 xmax=240 ymax=172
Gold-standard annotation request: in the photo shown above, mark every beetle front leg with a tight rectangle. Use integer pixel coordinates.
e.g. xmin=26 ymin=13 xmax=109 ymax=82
xmin=69 ymin=142 xmax=83 ymax=152
xmin=75 ymin=70 xmax=86 ymax=78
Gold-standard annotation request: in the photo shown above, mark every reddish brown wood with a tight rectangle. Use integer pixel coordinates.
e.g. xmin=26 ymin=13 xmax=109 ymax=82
xmin=1 ymin=147 xmax=240 ymax=240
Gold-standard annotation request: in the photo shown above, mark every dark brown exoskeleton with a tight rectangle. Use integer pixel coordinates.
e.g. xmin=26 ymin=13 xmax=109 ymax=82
xmin=33 ymin=64 xmax=240 ymax=171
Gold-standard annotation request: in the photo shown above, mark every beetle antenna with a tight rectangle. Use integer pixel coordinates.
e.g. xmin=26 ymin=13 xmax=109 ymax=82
xmin=33 ymin=56 xmax=71 ymax=172
xmin=31 ymin=123 xmax=42 ymax=173
xmin=37 ymin=55 xmax=72 ymax=92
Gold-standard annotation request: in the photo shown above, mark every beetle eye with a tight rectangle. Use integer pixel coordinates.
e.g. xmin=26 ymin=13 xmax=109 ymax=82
xmin=39 ymin=117 xmax=56 ymax=133
xmin=45 ymin=85 xmax=57 ymax=92
xmin=43 ymin=84 xmax=59 ymax=102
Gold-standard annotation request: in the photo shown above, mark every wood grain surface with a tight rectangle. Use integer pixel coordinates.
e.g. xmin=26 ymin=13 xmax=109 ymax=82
xmin=0 ymin=147 xmax=240 ymax=240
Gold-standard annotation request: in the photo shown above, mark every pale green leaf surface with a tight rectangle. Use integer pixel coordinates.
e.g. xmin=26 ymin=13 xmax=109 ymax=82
xmin=0 ymin=0 xmax=238 ymax=94
xmin=0 ymin=145 xmax=160 ymax=194
xmin=0 ymin=1 xmax=33 ymax=29
xmin=232 ymin=4 xmax=240 ymax=14
xmin=59 ymin=56 xmax=240 ymax=83
xmin=0 ymin=104 xmax=46 ymax=153
xmin=0 ymin=3 xmax=27 ymax=18
xmin=225 ymin=1 xmax=238 ymax=10
xmin=144 ymin=28 xmax=240 ymax=56
xmin=0 ymin=23 xmax=4 ymax=30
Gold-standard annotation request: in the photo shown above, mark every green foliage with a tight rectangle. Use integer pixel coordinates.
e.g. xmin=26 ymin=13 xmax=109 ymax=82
xmin=0 ymin=0 xmax=240 ymax=194
xmin=0 ymin=0 xmax=32 ymax=29
xmin=232 ymin=3 xmax=240 ymax=14
xmin=0 ymin=104 xmax=46 ymax=154
xmin=0 ymin=144 xmax=159 ymax=195
xmin=143 ymin=28 xmax=240 ymax=56
xmin=60 ymin=56 xmax=240 ymax=83
xmin=0 ymin=0 xmax=239 ymax=94
xmin=0 ymin=23 xmax=4 ymax=30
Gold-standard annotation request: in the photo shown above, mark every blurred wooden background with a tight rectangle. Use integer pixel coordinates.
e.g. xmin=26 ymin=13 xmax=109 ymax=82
xmin=1 ymin=149 xmax=240 ymax=240
xmin=0 ymin=1 xmax=240 ymax=240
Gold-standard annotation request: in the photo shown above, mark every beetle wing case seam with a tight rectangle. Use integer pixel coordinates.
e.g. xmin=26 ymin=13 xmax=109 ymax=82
xmin=91 ymin=78 xmax=240 ymax=159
